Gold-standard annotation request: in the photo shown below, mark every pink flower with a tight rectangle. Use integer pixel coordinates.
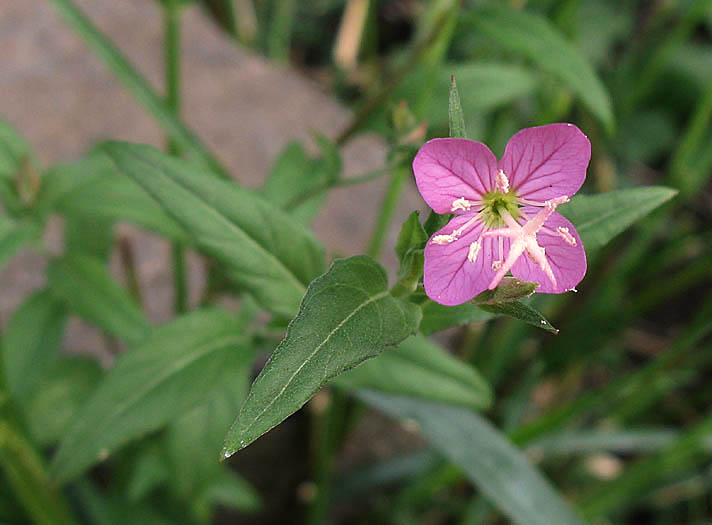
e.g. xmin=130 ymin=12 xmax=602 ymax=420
xmin=413 ymin=123 xmax=590 ymax=306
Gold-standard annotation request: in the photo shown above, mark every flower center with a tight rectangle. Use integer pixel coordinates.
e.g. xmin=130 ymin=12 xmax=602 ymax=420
xmin=480 ymin=189 xmax=519 ymax=228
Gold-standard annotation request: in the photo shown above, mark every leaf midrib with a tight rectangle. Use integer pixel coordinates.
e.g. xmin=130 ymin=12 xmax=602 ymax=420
xmin=239 ymin=289 xmax=390 ymax=439
xmin=109 ymin=146 xmax=308 ymax=297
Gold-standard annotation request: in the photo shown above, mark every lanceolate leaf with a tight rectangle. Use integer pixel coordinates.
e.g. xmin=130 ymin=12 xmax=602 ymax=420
xmin=465 ymin=5 xmax=614 ymax=132
xmin=51 ymin=309 xmax=252 ymax=482
xmin=448 ymin=75 xmax=467 ymax=139
xmin=40 ymin=154 xmax=188 ymax=242
xmin=334 ymin=335 xmax=492 ymax=409
xmin=103 ymin=142 xmax=325 ymax=317
xmin=473 ymin=277 xmax=539 ymax=304
xmin=360 ymin=392 xmax=584 ymax=525
xmin=420 ymin=298 xmax=556 ymax=334
xmin=48 ymin=253 xmax=150 ymax=345
xmin=223 ymin=256 xmax=421 ymax=456
xmin=559 ymin=186 xmax=678 ymax=251
xmin=2 ymin=290 xmax=67 ymax=403
xmin=479 ymin=301 xmax=558 ymax=334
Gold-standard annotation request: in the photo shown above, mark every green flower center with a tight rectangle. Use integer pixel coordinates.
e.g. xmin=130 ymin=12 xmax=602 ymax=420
xmin=480 ymin=190 xmax=519 ymax=228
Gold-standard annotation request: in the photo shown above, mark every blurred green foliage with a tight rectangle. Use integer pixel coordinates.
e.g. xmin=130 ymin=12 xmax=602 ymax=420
xmin=1 ymin=0 xmax=711 ymax=524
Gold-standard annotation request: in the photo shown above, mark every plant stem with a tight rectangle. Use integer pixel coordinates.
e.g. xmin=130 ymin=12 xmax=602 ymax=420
xmin=0 ymin=390 xmax=77 ymax=525
xmin=164 ymin=1 xmax=188 ymax=315
xmin=306 ymin=390 xmax=349 ymax=525
xmin=266 ymin=0 xmax=295 ymax=63
xmin=117 ymin=235 xmax=144 ymax=306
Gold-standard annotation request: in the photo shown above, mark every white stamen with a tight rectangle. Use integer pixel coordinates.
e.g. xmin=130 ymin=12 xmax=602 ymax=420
xmin=495 ymin=169 xmax=510 ymax=193
xmin=451 ymin=197 xmax=474 ymax=212
xmin=492 ymin=260 xmax=502 ymax=271
xmin=467 ymin=241 xmax=481 ymax=262
xmin=546 ymin=195 xmax=570 ymax=208
xmin=430 ymin=213 xmax=484 ymax=246
xmin=557 ymin=226 xmax=577 ymax=246
xmin=432 ymin=234 xmax=457 ymax=245
xmin=519 ymin=195 xmax=571 ymax=208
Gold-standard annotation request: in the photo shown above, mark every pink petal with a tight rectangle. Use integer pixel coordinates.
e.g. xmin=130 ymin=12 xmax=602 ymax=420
xmin=499 ymin=123 xmax=591 ymax=202
xmin=413 ymin=138 xmax=498 ymax=214
xmin=424 ymin=214 xmax=508 ymax=305
xmin=510 ymin=208 xmax=586 ymax=293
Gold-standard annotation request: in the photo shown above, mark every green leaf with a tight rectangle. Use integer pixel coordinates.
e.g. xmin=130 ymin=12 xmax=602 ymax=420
xmin=473 ymin=277 xmax=538 ymax=304
xmin=47 ymin=253 xmax=150 ymax=345
xmin=448 ymin=75 xmax=467 ymax=139
xmin=334 ymin=335 xmax=491 ymax=409
xmin=64 ymin=216 xmax=115 ymax=260
xmin=102 ymin=142 xmax=325 ymax=317
xmin=479 ymin=301 xmax=558 ymax=334
xmin=528 ymin=428 xmax=684 ymax=457
xmin=25 ymin=357 xmax=103 ymax=447
xmin=419 ymin=280 xmax=554 ymax=334
xmin=420 ymin=301 xmax=493 ymax=335
xmin=2 ymin=291 xmax=67 ymax=403
xmin=559 ymin=187 xmax=678 ymax=251
xmin=127 ymin=446 xmax=169 ymax=503
xmin=223 ymin=256 xmax=422 ymax=456
xmin=75 ymin=481 xmax=174 ymax=525
xmin=40 ymin=155 xmax=188 ymax=242
xmin=360 ymin=392 xmax=584 ymax=525
xmin=166 ymin=350 xmax=254 ymax=500
xmin=423 ymin=210 xmax=452 ymax=237
xmin=465 ymin=5 xmax=614 ymax=132
xmin=50 ymin=309 xmax=251 ymax=482
xmin=0 ymin=217 xmax=35 ymax=273
xmin=47 ymin=0 xmax=228 ymax=177
xmin=393 ymin=211 xmax=428 ymax=294
xmin=197 ymin=470 xmax=261 ymax=513
xmin=261 ymin=138 xmax=340 ymax=224
xmin=395 ymin=211 xmax=428 ymax=266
